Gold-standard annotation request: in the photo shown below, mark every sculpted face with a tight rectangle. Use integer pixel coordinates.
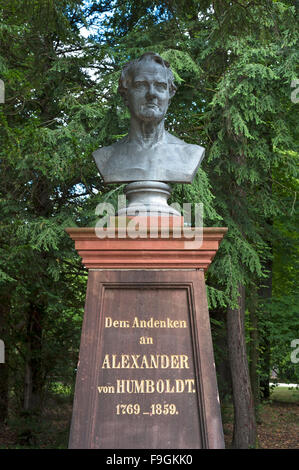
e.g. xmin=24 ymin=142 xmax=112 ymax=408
xmin=126 ymin=59 xmax=170 ymax=123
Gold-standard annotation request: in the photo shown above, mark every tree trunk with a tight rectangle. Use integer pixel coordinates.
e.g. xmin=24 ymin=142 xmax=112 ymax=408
xmin=23 ymin=304 xmax=43 ymax=412
xmin=260 ymin=336 xmax=271 ymax=400
xmin=249 ymin=289 xmax=260 ymax=421
xmin=227 ymin=284 xmax=256 ymax=448
xmin=0 ymin=363 xmax=8 ymax=425
xmin=259 ymin=258 xmax=273 ymax=400
xmin=210 ymin=307 xmax=232 ymax=400
xmin=23 ymin=361 xmax=33 ymax=411
xmin=0 ymin=298 xmax=9 ymax=424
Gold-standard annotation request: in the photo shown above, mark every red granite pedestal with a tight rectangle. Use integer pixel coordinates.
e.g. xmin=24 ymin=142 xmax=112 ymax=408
xmin=66 ymin=223 xmax=227 ymax=449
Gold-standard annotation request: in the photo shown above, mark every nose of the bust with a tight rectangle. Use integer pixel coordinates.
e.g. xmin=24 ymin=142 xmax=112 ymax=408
xmin=146 ymin=83 xmax=157 ymax=100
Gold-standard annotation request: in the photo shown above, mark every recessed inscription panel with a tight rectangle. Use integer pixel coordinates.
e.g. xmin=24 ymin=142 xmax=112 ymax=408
xmin=92 ymin=286 xmax=203 ymax=449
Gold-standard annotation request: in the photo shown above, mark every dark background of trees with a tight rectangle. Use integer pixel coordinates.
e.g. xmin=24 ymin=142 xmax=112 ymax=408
xmin=0 ymin=0 xmax=298 ymax=449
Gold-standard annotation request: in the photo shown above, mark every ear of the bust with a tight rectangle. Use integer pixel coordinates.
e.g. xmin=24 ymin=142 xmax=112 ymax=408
xmin=121 ymin=91 xmax=129 ymax=107
xmin=169 ymin=88 xmax=176 ymax=99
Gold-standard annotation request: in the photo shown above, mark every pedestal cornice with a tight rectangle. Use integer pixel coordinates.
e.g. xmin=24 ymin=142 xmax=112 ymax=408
xmin=66 ymin=227 xmax=227 ymax=271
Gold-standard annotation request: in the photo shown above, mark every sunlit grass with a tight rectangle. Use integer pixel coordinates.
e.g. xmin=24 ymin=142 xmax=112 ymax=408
xmin=270 ymin=386 xmax=299 ymax=404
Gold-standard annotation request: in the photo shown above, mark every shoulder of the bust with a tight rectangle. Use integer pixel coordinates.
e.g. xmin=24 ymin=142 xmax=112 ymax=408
xmin=179 ymin=143 xmax=205 ymax=165
xmin=165 ymin=132 xmax=205 ymax=152
xmin=92 ymin=145 xmax=112 ymax=169
xmin=93 ymin=146 xmax=105 ymax=155
xmin=182 ymin=142 xmax=205 ymax=153
xmin=93 ymin=141 xmax=115 ymax=154
xmin=93 ymin=138 xmax=126 ymax=160
xmin=165 ymin=132 xmax=184 ymax=144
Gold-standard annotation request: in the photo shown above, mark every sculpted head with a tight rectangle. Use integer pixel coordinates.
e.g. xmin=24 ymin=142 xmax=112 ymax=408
xmin=118 ymin=52 xmax=177 ymax=123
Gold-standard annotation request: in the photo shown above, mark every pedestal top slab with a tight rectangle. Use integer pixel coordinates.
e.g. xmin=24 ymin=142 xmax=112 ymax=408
xmin=66 ymin=226 xmax=227 ymax=271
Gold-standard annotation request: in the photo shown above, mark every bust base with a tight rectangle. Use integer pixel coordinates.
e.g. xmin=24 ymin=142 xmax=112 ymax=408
xmin=117 ymin=181 xmax=180 ymax=216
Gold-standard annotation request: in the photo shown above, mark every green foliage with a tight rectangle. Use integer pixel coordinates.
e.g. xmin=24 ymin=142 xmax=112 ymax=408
xmin=0 ymin=0 xmax=108 ymax=414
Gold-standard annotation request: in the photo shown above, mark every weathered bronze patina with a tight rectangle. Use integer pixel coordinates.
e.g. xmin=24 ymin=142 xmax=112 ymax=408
xmin=93 ymin=52 xmax=205 ymax=184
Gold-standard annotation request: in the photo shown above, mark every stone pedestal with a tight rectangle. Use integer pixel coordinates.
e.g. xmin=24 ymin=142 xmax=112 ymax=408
xmin=66 ymin=224 xmax=227 ymax=449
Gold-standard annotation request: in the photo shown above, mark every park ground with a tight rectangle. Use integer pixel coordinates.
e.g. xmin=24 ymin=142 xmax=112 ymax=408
xmin=0 ymin=385 xmax=298 ymax=449
xmin=222 ymin=386 xmax=299 ymax=448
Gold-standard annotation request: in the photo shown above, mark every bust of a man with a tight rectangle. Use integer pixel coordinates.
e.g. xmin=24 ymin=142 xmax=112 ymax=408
xmin=93 ymin=52 xmax=205 ymax=184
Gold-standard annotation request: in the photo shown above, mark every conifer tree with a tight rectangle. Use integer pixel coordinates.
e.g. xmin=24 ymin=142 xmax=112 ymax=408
xmin=0 ymin=0 xmax=107 ymax=419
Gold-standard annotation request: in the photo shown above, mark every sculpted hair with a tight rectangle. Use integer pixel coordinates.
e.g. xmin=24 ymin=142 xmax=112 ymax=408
xmin=118 ymin=52 xmax=177 ymax=100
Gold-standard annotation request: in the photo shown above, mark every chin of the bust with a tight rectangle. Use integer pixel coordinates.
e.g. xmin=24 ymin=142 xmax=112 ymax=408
xmin=140 ymin=115 xmax=163 ymax=123
xmin=140 ymin=110 xmax=163 ymax=120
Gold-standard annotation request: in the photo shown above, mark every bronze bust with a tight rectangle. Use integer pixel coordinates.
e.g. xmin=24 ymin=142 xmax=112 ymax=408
xmin=93 ymin=52 xmax=205 ymax=184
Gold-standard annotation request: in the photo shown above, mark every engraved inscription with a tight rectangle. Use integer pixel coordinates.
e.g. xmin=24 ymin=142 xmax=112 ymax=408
xmin=101 ymin=354 xmax=190 ymax=369
xmin=98 ymin=314 xmax=196 ymax=420
xmin=105 ymin=316 xmax=187 ymax=329
xmin=94 ymin=285 xmax=202 ymax=448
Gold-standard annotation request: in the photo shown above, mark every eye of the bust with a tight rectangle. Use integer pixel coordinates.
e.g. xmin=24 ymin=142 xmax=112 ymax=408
xmin=133 ymin=81 xmax=146 ymax=89
xmin=155 ymin=82 xmax=167 ymax=90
